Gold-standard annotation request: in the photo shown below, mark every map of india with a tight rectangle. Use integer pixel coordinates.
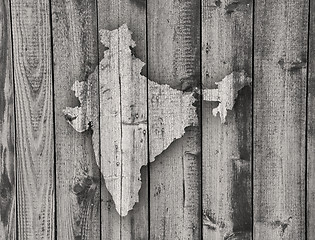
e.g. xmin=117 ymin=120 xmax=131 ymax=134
xmin=63 ymin=24 xmax=251 ymax=216
xmin=63 ymin=24 xmax=197 ymax=216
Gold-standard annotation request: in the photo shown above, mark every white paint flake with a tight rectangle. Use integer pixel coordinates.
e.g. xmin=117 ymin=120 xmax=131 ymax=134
xmin=203 ymin=71 xmax=251 ymax=123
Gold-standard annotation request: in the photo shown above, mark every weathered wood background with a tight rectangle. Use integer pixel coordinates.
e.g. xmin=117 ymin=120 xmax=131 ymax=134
xmin=0 ymin=0 xmax=312 ymax=239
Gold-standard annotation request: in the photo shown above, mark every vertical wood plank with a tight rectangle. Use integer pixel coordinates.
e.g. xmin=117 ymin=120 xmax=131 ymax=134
xmin=254 ymin=0 xmax=308 ymax=239
xmin=97 ymin=0 xmax=148 ymax=239
xmin=201 ymin=0 xmax=253 ymax=239
xmin=10 ymin=0 xmax=55 ymax=238
xmin=147 ymin=0 xmax=202 ymax=239
xmin=51 ymin=0 xmax=101 ymax=239
xmin=0 ymin=0 xmax=16 ymax=238
xmin=308 ymin=0 xmax=315 ymax=238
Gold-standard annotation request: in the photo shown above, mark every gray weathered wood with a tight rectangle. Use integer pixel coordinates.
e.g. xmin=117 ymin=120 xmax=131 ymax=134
xmin=254 ymin=0 xmax=308 ymax=239
xmin=0 ymin=0 xmax=16 ymax=238
xmin=51 ymin=0 xmax=101 ymax=239
xmin=201 ymin=0 xmax=253 ymax=239
xmin=147 ymin=0 xmax=202 ymax=239
xmin=308 ymin=1 xmax=315 ymax=238
xmin=10 ymin=0 xmax=55 ymax=238
xmin=3 ymin=1 xmax=314 ymax=238
xmin=97 ymin=0 xmax=149 ymax=239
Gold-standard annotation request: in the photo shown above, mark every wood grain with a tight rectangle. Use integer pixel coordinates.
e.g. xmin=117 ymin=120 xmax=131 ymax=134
xmin=97 ymin=0 xmax=149 ymax=239
xmin=0 ymin=0 xmax=16 ymax=239
xmin=94 ymin=24 xmax=148 ymax=217
xmin=51 ymin=0 xmax=101 ymax=239
xmin=147 ymin=0 xmax=201 ymax=238
xmin=4 ymin=1 xmax=314 ymax=238
xmin=254 ymin=0 xmax=308 ymax=239
xmin=201 ymin=0 xmax=253 ymax=239
xmin=308 ymin=1 xmax=315 ymax=238
xmin=10 ymin=0 xmax=55 ymax=238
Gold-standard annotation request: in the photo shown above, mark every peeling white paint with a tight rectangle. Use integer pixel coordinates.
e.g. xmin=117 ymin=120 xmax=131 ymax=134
xmin=148 ymin=80 xmax=197 ymax=164
xmin=203 ymin=71 xmax=251 ymax=123
xmin=63 ymin=24 xmax=197 ymax=216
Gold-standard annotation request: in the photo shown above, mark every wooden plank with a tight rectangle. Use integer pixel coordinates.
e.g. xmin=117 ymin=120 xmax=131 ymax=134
xmin=147 ymin=0 xmax=202 ymax=239
xmin=51 ymin=0 xmax=101 ymax=239
xmin=0 ymin=0 xmax=16 ymax=239
xmin=308 ymin=1 xmax=315 ymax=238
xmin=10 ymin=0 xmax=55 ymax=238
xmin=97 ymin=0 xmax=148 ymax=239
xmin=254 ymin=0 xmax=308 ymax=239
xmin=201 ymin=0 xmax=253 ymax=239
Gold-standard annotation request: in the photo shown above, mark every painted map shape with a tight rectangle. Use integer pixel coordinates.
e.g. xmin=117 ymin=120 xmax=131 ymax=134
xmin=203 ymin=71 xmax=251 ymax=123
xmin=63 ymin=24 xmax=198 ymax=216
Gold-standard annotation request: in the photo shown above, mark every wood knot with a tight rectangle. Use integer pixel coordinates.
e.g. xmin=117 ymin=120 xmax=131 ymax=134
xmin=72 ymin=176 xmax=93 ymax=195
xmin=130 ymin=0 xmax=146 ymax=8
xmin=225 ymin=0 xmax=252 ymax=14
xmin=215 ymin=0 xmax=222 ymax=7
xmin=278 ymin=58 xmax=307 ymax=71
xmin=271 ymin=217 xmax=293 ymax=236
